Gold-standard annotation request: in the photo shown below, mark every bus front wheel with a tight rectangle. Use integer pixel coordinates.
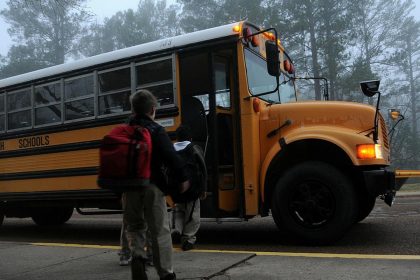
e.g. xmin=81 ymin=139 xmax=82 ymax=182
xmin=31 ymin=207 xmax=74 ymax=226
xmin=356 ymin=195 xmax=376 ymax=223
xmin=271 ymin=161 xmax=357 ymax=244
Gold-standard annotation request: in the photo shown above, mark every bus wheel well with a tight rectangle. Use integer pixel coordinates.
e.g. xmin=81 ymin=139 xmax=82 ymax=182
xmin=263 ymin=139 xmax=354 ymax=213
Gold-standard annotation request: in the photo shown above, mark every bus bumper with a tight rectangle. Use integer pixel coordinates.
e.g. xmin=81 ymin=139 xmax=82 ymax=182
xmin=363 ymin=169 xmax=406 ymax=206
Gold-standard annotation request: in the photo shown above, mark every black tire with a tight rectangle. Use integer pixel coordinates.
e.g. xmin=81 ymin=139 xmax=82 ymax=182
xmin=356 ymin=195 xmax=376 ymax=223
xmin=0 ymin=212 xmax=4 ymax=227
xmin=31 ymin=207 xmax=73 ymax=226
xmin=271 ymin=161 xmax=357 ymax=244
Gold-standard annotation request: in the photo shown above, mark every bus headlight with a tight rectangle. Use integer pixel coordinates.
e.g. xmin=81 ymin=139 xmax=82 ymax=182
xmin=357 ymin=144 xmax=383 ymax=159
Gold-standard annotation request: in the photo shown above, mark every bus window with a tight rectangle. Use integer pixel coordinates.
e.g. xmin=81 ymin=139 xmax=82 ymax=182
xmin=98 ymin=66 xmax=131 ymax=115
xmin=64 ymin=74 xmax=94 ymax=121
xmin=215 ymin=61 xmax=231 ymax=109
xmin=35 ymin=82 xmax=61 ymax=105
xmin=7 ymin=88 xmax=31 ymax=130
xmin=136 ymin=57 xmax=175 ymax=108
xmin=35 ymin=105 xmax=61 ymax=126
xmin=0 ymin=93 xmax=4 ymax=132
xmin=34 ymin=82 xmax=61 ymax=126
xmin=244 ymin=49 xmax=296 ymax=103
xmin=244 ymin=49 xmax=277 ymax=97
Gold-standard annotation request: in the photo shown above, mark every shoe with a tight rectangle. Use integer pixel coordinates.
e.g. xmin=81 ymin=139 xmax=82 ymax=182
xmin=181 ymin=241 xmax=194 ymax=251
xmin=131 ymin=257 xmax=147 ymax=279
xmin=160 ymin=272 xmax=176 ymax=280
xmin=119 ymin=254 xmax=131 ymax=266
xmin=171 ymin=231 xmax=181 ymax=244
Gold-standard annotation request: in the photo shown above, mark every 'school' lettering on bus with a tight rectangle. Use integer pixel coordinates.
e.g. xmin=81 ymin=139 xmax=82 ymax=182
xmin=18 ymin=136 xmax=50 ymax=149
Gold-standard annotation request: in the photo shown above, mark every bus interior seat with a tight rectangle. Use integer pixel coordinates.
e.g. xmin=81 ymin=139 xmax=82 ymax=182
xmin=182 ymin=96 xmax=208 ymax=153
xmin=217 ymin=113 xmax=234 ymax=165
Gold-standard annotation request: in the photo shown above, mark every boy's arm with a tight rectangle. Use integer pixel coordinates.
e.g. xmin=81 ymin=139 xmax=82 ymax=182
xmin=154 ymin=126 xmax=189 ymax=183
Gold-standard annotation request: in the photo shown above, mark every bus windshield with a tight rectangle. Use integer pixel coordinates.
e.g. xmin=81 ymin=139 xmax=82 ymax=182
xmin=244 ymin=48 xmax=296 ymax=103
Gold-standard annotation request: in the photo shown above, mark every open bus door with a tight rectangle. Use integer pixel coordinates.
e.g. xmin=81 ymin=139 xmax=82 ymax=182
xmin=179 ymin=47 xmax=244 ymax=220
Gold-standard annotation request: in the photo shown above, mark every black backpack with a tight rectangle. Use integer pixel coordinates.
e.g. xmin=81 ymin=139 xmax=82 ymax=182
xmin=169 ymin=143 xmax=207 ymax=203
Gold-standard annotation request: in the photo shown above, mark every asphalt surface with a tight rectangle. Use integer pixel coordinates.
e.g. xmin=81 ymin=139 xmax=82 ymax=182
xmin=1 ymin=241 xmax=420 ymax=280
xmin=0 ymin=192 xmax=420 ymax=279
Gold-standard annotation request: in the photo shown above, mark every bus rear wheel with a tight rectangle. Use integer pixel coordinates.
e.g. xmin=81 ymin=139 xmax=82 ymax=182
xmin=31 ymin=207 xmax=74 ymax=226
xmin=271 ymin=161 xmax=357 ymax=244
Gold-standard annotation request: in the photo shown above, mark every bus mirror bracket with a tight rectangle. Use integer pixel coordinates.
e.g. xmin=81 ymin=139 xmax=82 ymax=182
xmin=266 ymin=40 xmax=280 ymax=77
xmin=360 ymin=80 xmax=381 ymax=143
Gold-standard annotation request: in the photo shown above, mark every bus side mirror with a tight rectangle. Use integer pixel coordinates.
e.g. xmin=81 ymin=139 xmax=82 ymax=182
xmin=360 ymin=80 xmax=380 ymax=97
xmin=266 ymin=40 xmax=280 ymax=77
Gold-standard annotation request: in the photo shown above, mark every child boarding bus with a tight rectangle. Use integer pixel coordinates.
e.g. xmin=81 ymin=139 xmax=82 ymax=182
xmin=0 ymin=21 xmax=408 ymax=243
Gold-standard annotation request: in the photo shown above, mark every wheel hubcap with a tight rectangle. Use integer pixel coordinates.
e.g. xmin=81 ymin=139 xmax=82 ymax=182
xmin=289 ymin=181 xmax=335 ymax=228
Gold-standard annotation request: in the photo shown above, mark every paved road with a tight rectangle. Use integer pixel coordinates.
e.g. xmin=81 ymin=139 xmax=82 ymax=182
xmin=1 ymin=196 xmax=420 ymax=254
xmin=1 ymin=195 xmax=420 ymax=279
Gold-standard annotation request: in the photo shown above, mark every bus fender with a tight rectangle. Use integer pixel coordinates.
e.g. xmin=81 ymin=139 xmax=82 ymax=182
xmin=260 ymin=126 xmax=379 ymax=204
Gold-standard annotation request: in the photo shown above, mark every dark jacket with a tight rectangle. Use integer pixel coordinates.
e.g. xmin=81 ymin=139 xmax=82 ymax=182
xmin=129 ymin=114 xmax=189 ymax=192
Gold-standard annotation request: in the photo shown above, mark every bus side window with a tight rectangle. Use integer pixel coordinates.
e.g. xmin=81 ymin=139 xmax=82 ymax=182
xmin=136 ymin=58 xmax=175 ymax=108
xmin=98 ymin=66 xmax=131 ymax=115
xmin=7 ymin=88 xmax=32 ymax=130
xmin=64 ymin=75 xmax=94 ymax=121
xmin=34 ymin=82 xmax=62 ymax=126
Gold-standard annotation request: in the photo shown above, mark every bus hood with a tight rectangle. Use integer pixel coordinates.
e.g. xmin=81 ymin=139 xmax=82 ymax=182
xmin=264 ymin=101 xmax=378 ymax=136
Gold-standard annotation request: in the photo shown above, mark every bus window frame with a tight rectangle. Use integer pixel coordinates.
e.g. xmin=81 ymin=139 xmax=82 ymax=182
xmin=0 ymin=92 xmax=5 ymax=133
xmin=97 ymin=64 xmax=132 ymax=118
xmin=134 ymin=54 xmax=177 ymax=110
xmin=243 ymin=46 xmax=296 ymax=103
xmin=1 ymin=54 xmax=178 ymax=133
xmin=63 ymin=73 xmax=95 ymax=123
xmin=33 ymin=80 xmax=63 ymax=128
xmin=6 ymin=87 xmax=33 ymax=132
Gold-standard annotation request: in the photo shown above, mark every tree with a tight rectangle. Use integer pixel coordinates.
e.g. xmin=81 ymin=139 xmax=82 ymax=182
xmin=316 ymin=0 xmax=352 ymax=100
xmin=347 ymin=0 xmax=414 ymax=103
xmin=0 ymin=44 xmax=49 ymax=78
xmin=80 ymin=0 xmax=181 ymax=56
xmin=177 ymin=0 xmax=221 ymax=32
xmin=389 ymin=16 xmax=420 ymax=168
xmin=177 ymin=0 xmax=266 ymax=33
xmin=0 ymin=0 xmax=91 ymax=77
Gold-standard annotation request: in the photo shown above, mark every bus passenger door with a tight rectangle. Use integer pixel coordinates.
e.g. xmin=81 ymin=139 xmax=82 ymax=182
xmin=179 ymin=48 xmax=242 ymax=219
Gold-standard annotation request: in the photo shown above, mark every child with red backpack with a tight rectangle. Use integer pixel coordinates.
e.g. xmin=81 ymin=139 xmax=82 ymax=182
xmin=98 ymin=89 xmax=190 ymax=280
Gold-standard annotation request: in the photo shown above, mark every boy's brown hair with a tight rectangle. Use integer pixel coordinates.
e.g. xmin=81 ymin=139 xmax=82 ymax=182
xmin=130 ymin=89 xmax=158 ymax=115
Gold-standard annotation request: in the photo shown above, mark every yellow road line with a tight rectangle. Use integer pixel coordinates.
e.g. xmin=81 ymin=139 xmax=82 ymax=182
xmin=32 ymin=242 xmax=120 ymax=250
xmin=193 ymin=249 xmax=420 ymax=260
xmin=30 ymin=242 xmax=420 ymax=260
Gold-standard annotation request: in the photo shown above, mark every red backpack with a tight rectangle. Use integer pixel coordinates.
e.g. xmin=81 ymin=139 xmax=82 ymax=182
xmin=97 ymin=124 xmax=152 ymax=190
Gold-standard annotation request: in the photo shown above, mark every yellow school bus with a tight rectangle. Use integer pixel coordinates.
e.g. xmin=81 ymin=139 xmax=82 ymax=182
xmin=0 ymin=21 xmax=404 ymax=243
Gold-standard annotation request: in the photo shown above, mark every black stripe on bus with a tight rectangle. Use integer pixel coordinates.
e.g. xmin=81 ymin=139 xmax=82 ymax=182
xmin=0 ymin=189 xmax=119 ymax=202
xmin=0 ymin=167 xmax=98 ymax=181
xmin=0 ymin=140 xmax=101 ymax=159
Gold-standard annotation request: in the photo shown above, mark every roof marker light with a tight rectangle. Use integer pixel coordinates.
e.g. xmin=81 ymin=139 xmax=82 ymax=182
xmin=233 ymin=24 xmax=241 ymax=33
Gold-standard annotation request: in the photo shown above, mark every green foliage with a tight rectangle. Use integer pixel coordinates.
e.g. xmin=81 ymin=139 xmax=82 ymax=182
xmin=0 ymin=0 xmax=91 ymax=78
xmin=0 ymin=44 xmax=50 ymax=78
xmin=80 ymin=0 xmax=181 ymax=56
